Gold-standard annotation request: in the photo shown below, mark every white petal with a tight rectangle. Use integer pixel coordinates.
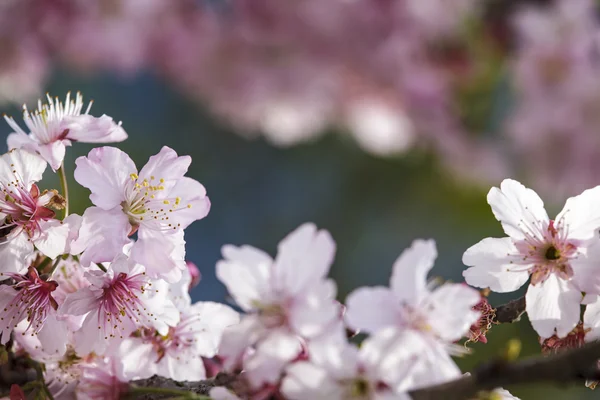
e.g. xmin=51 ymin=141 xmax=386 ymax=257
xmin=183 ymin=301 xmax=240 ymax=357
xmin=0 ymin=233 xmax=34 ymax=280
xmin=245 ymin=330 xmax=302 ymax=388
xmin=64 ymin=114 xmax=128 ymax=143
xmin=112 ymin=338 xmax=156 ymax=380
xmin=219 ymin=316 xmax=266 ymax=371
xmin=73 ymin=310 xmax=106 ymax=355
xmin=526 ymin=275 xmax=582 ymax=338
xmin=462 ymin=237 xmax=530 ymax=292
xmin=158 ymin=353 xmax=206 ymax=381
xmin=424 ymin=283 xmax=481 ymax=342
xmin=37 ymin=315 xmax=68 ymax=357
xmin=59 ymin=287 xmax=98 ymax=316
xmin=288 ymin=279 xmax=339 ymax=338
xmin=400 ymin=338 xmax=461 ymax=390
xmin=138 ymin=146 xmax=191 ymax=190
xmin=306 ymin=335 xmax=359 ymax=380
xmin=216 ymin=244 xmax=274 ymax=311
xmin=273 ymin=223 xmax=336 ymax=296
xmin=584 ymin=296 xmax=600 ymax=341
xmin=130 ymin=229 xmax=183 ymax=283
xmin=70 ymin=207 xmax=131 ymax=266
xmin=74 ymin=146 xmax=135 ymax=210
xmin=390 ymin=239 xmax=437 ymax=304
xmin=570 ymin=239 xmax=600 ymax=294
xmin=282 ymin=362 xmax=344 ymax=400
xmin=36 ymin=141 xmax=66 ymax=171
xmin=487 ymin=179 xmax=548 ymax=241
xmin=557 ymin=185 xmax=600 ymax=241
xmin=344 ymin=286 xmax=398 ymax=334
xmin=34 ymin=219 xmax=71 ymax=259
xmin=0 ymin=149 xmax=47 ymax=189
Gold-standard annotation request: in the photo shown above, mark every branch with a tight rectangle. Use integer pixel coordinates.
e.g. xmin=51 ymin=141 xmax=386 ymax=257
xmin=409 ymin=340 xmax=600 ymax=400
xmin=128 ymin=373 xmax=235 ymax=399
xmin=493 ymin=295 xmax=526 ymax=324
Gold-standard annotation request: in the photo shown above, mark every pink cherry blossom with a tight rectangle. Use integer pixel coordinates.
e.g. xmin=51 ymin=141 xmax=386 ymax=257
xmin=5 ymin=92 xmax=127 ymax=170
xmin=463 ymin=179 xmax=600 ymax=338
xmin=60 ymin=253 xmax=179 ymax=355
xmin=0 ymin=267 xmax=59 ymax=345
xmin=0 ymin=149 xmax=77 ymax=278
xmin=72 ymin=146 xmax=210 ymax=281
xmin=216 ymin=223 xmax=340 ymax=388
xmin=345 ymin=239 xmax=480 ymax=385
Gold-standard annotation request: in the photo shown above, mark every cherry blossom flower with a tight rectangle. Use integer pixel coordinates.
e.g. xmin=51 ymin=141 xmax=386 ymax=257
xmin=216 ymin=223 xmax=340 ymax=388
xmin=462 ymin=179 xmax=600 ymax=338
xmin=60 ymin=253 xmax=179 ymax=355
xmin=345 ymin=239 xmax=481 ymax=385
xmin=281 ymin=328 xmax=425 ymax=400
xmin=5 ymin=92 xmax=127 ymax=170
xmin=0 ymin=149 xmax=78 ymax=278
xmin=72 ymin=146 xmax=210 ymax=281
xmin=116 ymin=301 xmax=239 ymax=381
xmin=0 ymin=267 xmax=60 ymax=345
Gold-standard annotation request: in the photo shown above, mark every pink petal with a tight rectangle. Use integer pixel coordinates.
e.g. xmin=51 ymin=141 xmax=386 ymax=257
xmin=74 ymin=147 xmax=136 ymax=210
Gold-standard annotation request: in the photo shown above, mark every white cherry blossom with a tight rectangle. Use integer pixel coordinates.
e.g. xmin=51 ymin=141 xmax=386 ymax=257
xmin=282 ymin=328 xmax=425 ymax=400
xmin=345 ymin=239 xmax=480 ymax=385
xmin=462 ymin=179 xmax=600 ymax=338
xmin=5 ymin=92 xmax=127 ymax=170
xmin=216 ymin=223 xmax=340 ymax=388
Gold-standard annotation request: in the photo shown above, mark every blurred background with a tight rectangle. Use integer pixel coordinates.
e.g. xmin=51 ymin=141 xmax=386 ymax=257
xmin=0 ymin=0 xmax=598 ymax=397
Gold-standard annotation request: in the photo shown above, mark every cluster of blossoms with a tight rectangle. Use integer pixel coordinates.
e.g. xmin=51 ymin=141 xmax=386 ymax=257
xmin=0 ymin=92 xmax=531 ymax=399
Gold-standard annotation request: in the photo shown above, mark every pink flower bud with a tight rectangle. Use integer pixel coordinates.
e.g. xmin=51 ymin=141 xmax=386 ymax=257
xmin=186 ymin=261 xmax=201 ymax=290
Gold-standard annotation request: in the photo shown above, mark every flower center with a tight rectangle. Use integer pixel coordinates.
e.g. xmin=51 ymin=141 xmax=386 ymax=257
xmin=544 ymin=245 xmax=561 ymax=261
xmin=0 ymin=183 xmax=55 ymax=240
xmin=123 ymin=173 xmax=190 ymax=233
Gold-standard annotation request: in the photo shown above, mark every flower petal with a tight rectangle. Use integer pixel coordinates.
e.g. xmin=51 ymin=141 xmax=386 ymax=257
xmin=74 ymin=147 xmax=135 ymax=210
xmin=526 ymin=274 xmax=582 ymax=338
xmin=462 ymin=237 xmax=530 ymax=293
xmin=584 ymin=296 xmax=600 ymax=341
xmin=556 ymin=185 xmax=600 ymax=241
xmin=424 ymin=283 xmax=481 ymax=342
xmin=216 ymin=244 xmax=274 ymax=311
xmin=0 ymin=149 xmax=46 ymax=190
xmin=69 ymin=207 xmax=131 ymax=266
xmin=487 ymin=179 xmax=548 ymax=241
xmin=138 ymin=146 xmax=191 ymax=192
xmin=64 ymin=114 xmax=127 ymax=143
xmin=390 ymin=239 xmax=437 ymax=304
xmin=344 ymin=286 xmax=398 ymax=334
xmin=130 ymin=229 xmax=184 ymax=283
xmin=273 ymin=223 xmax=336 ymax=296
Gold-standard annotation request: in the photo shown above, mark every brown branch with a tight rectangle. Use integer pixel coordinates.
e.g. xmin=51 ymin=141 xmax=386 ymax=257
xmin=493 ymin=296 xmax=526 ymax=324
xmin=409 ymin=340 xmax=600 ymax=400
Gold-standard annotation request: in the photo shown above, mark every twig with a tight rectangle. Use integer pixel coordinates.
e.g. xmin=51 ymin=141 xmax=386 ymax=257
xmin=493 ymin=295 xmax=526 ymax=324
xmin=409 ymin=340 xmax=600 ymax=400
